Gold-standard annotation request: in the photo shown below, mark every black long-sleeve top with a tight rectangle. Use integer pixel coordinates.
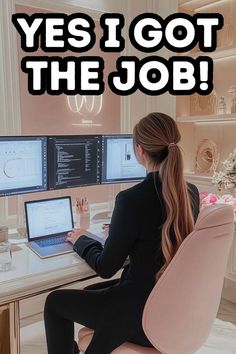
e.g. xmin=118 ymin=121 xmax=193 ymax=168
xmin=73 ymin=172 xmax=200 ymax=284
xmin=73 ymin=172 xmax=200 ymax=346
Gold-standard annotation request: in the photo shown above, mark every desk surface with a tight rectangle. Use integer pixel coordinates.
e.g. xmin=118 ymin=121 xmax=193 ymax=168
xmin=0 ymin=223 xmax=107 ymax=305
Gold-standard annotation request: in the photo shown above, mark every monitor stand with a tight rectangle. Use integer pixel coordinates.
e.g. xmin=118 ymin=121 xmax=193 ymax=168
xmin=16 ymin=195 xmax=27 ymax=238
xmin=17 ymin=196 xmax=24 ymax=225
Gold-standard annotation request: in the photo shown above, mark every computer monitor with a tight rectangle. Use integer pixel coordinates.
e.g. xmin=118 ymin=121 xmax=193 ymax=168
xmin=48 ymin=135 xmax=101 ymax=190
xmin=0 ymin=136 xmax=47 ymax=197
xmin=101 ymin=135 xmax=147 ymax=184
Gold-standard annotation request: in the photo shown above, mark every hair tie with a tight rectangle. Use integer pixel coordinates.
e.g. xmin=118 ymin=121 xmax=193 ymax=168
xmin=168 ymin=142 xmax=176 ymax=150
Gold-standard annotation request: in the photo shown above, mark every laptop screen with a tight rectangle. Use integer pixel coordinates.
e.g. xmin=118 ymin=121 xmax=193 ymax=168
xmin=25 ymin=197 xmax=74 ymax=240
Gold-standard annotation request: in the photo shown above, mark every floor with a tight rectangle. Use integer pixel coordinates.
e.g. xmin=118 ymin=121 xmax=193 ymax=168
xmin=20 ymin=298 xmax=236 ymax=354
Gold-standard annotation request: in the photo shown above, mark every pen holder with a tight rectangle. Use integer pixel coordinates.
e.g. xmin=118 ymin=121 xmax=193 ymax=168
xmin=75 ymin=197 xmax=90 ymax=229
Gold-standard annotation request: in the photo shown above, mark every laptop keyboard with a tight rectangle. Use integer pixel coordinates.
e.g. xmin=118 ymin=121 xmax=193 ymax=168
xmin=36 ymin=235 xmax=66 ymax=248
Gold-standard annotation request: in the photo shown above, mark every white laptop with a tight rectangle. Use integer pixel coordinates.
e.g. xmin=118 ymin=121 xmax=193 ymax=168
xmin=25 ymin=196 xmax=104 ymax=259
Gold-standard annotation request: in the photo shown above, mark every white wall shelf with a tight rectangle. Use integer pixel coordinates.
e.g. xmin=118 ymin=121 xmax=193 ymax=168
xmin=177 ymin=113 xmax=236 ymax=123
xmin=179 ymin=46 xmax=236 ymax=62
xmin=179 ymin=0 xmax=226 ymax=11
xmin=185 ymin=172 xmax=212 ymax=184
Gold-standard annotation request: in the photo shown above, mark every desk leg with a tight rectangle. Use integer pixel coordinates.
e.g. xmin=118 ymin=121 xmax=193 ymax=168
xmin=9 ymin=302 xmax=20 ymax=354
xmin=0 ymin=305 xmax=10 ymax=354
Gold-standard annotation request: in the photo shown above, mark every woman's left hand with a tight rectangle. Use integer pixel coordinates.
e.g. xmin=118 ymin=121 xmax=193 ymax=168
xmin=66 ymin=228 xmax=86 ymax=245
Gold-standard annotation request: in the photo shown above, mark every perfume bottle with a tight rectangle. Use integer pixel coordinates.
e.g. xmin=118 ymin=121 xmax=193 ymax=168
xmin=217 ymin=96 xmax=226 ymax=115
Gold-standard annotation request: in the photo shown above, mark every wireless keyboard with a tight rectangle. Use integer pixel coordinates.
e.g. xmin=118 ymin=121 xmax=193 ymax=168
xmin=36 ymin=235 xmax=66 ymax=248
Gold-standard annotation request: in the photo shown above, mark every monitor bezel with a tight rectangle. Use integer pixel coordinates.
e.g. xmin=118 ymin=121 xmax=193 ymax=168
xmin=101 ymin=134 xmax=147 ymax=184
xmin=47 ymin=134 xmax=102 ymax=190
xmin=25 ymin=195 xmax=74 ymax=242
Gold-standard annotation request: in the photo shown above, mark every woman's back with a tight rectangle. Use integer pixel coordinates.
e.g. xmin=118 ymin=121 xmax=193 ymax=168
xmin=96 ymin=171 xmax=200 ymax=286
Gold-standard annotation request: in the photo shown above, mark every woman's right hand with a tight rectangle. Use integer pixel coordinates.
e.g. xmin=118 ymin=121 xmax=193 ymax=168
xmin=102 ymin=223 xmax=110 ymax=233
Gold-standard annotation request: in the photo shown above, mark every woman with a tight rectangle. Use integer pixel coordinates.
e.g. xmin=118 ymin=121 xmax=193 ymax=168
xmin=44 ymin=112 xmax=200 ymax=354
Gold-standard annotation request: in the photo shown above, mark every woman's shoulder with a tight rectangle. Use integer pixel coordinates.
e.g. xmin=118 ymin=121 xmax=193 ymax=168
xmin=187 ymin=182 xmax=199 ymax=197
xmin=116 ymin=178 xmax=154 ymax=203
xmin=187 ymin=182 xmax=200 ymax=221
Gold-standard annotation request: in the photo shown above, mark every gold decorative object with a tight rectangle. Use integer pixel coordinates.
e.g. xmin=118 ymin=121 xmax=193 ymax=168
xmin=195 ymin=139 xmax=219 ymax=174
xmin=217 ymin=96 xmax=227 ymax=115
xmin=228 ymin=83 xmax=236 ymax=114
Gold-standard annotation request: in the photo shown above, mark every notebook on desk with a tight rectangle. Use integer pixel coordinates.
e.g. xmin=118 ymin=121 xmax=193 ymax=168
xmin=25 ymin=196 xmax=105 ymax=259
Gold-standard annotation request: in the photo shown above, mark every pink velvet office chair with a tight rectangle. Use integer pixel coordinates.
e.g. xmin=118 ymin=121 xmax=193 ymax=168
xmin=78 ymin=204 xmax=235 ymax=354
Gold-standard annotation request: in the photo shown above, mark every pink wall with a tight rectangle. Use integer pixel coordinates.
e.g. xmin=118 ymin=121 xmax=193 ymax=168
xmin=12 ymin=5 xmax=122 ymax=209
xmin=16 ymin=5 xmax=120 ymax=135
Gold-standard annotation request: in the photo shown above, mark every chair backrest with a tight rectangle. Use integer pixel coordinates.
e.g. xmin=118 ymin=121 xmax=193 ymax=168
xmin=142 ymin=204 xmax=234 ymax=354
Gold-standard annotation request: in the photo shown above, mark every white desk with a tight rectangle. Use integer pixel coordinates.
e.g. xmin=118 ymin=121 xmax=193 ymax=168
xmin=0 ymin=222 xmax=108 ymax=354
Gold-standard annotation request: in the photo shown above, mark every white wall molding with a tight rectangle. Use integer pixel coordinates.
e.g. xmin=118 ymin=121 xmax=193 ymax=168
xmin=120 ymin=2 xmax=132 ymax=134
xmin=0 ymin=0 xmax=22 ymax=225
xmin=0 ymin=1 xmax=8 ymax=136
xmin=0 ymin=0 xmax=21 ymax=136
xmin=144 ymin=0 xmax=178 ymax=120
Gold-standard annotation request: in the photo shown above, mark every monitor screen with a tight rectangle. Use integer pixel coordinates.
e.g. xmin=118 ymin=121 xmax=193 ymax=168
xmin=102 ymin=135 xmax=147 ymax=183
xmin=48 ymin=135 xmax=101 ymax=190
xmin=0 ymin=136 xmax=47 ymax=197
xmin=25 ymin=196 xmax=73 ymax=240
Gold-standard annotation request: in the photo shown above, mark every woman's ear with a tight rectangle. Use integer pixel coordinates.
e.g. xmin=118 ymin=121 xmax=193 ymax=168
xmin=136 ymin=144 xmax=144 ymax=157
xmin=135 ymin=144 xmax=146 ymax=167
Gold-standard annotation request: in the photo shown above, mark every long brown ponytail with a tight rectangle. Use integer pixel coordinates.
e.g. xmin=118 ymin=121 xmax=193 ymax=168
xmin=133 ymin=113 xmax=194 ymax=279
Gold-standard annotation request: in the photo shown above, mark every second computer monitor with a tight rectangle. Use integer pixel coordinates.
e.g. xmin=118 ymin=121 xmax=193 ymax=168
xmin=102 ymin=135 xmax=147 ymax=184
xmin=48 ymin=135 xmax=101 ymax=190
